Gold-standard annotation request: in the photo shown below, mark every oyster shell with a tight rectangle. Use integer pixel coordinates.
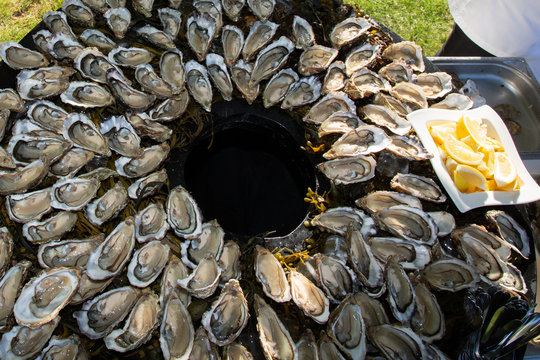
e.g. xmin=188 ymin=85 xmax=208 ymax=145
xmin=318 ymin=331 xmax=346 ymax=360
xmin=126 ymin=112 xmax=172 ymax=142
xmin=323 ymin=125 xmax=391 ymax=159
xmin=43 ymin=11 xmax=77 ymax=40
xmin=222 ymin=25 xmax=244 ymax=67
xmin=225 ymin=343 xmax=254 ymax=360
xmin=127 ymin=241 xmax=170 ymax=288
xmin=186 ymin=13 xmax=216 ymax=62
xmin=431 ymin=93 xmax=473 ymax=110
xmin=317 ymin=155 xmax=376 ymax=185
xmin=62 ymin=0 xmax=95 ymax=27
xmin=251 ymin=36 xmax=295 ymax=85
xmin=263 ymin=68 xmax=299 ymax=108
xmin=159 ymin=49 xmax=184 ymax=92
xmin=312 ymin=206 xmax=376 ymax=238
xmin=27 ymin=100 xmax=67 ymax=133
xmin=132 ymin=0 xmax=154 ymax=17
xmin=323 ymin=235 xmax=348 ymax=259
xmin=32 ymin=29 xmax=53 ymax=55
xmin=243 ymin=20 xmax=278 ymax=61
xmin=486 ymin=210 xmax=530 ymax=259
xmin=391 ymin=82 xmax=428 ymax=109
xmin=136 ymin=25 xmax=176 ymax=50
xmin=135 ymin=203 xmax=169 ymax=243
xmin=160 ymin=295 xmax=194 ymax=360
xmin=344 ymin=68 xmax=391 ymax=99
xmin=51 ymin=177 xmax=100 ymax=211
xmin=387 ymin=135 xmax=433 ymax=161
xmin=159 ymin=8 xmax=182 ymax=39
xmin=327 ymin=297 xmax=367 ymax=360
xmin=361 ymin=104 xmax=411 ymax=136
xmin=80 ymin=29 xmax=117 ymax=53
xmin=17 ymin=68 xmax=71 ymax=100
xmin=0 ymin=146 xmax=14 ymax=170
xmin=349 ymin=291 xmax=390 ymax=328
xmin=190 ymin=327 xmax=220 ymax=359
xmin=115 ymin=142 xmax=170 ymax=178
xmin=6 ymin=188 xmax=51 ymax=224
xmin=379 ymin=60 xmax=413 ymax=84
xmin=51 ymin=148 xmax=94 ymax=177
xmin=254 ymin=245 xmax=291 ymax=303
xmin=368 ymin=325 xmax=427 ymax=360
xmin=100 ymin=115 xmax=141 ymax=157
xmin=85 ymin=182 xmax=128 ymax=226
xmin=206 ymin=53 xmax=234 ymax=101
xmin=37 ymin=234 xmax=104 ymax=269
xmin=181 ymin=220 xmax=224 ymax=269
xmin=231 ymin=60 xmax=259 ymax=104
xmin=315 ymin=253 xmax=357 ymax=303
xmin=222 ymin=0 xmax=245 ymax=21
xmin=356 ymin=191 xmax=422 ymax=214
xmin=303 ymin=92 xmax=356 ymax=125
xmin=60 ymin=81 xmax=114 ymax=108
xmin=106 ymin=68 xmax=157 ymax=111
xmin=177 ymin=254 xmax=221 ymax=299
xmin=254 ymin=294 xmax=295 ymax=360
xmin=298 ymin=45 xmax=338 ymax=76
xmin=218 ymin=241 xmax=241 ymax=284
xmin=385 ymin=261 xmax=415 ymax=325
xmin=368 ymin=237 xmax=432 ymax=270
xmin=47 ymin=33 xmax=84 ymax=62
xmin=319 ymin=111 xmax=364 ymax=137
xmin=8 ymin=135 xmax=70 ymax=165
xmin=373 ymin=205 xmax=438 ymax=246
xmin=63 ymin=112 xmax=110 ymax=156
xmin=167 ymin=185 xmax=203 ymax=239
xmin=185 ymin=60 xmax=213 ymax=112
xmin=134 ymin=64 xmax=173 ymax=98
xmin=415 ymin=72 xmax=453 ymax=99
xmin=428 ymin=211 xmax=455 ymax=237
xmin=0 ymin=317 xmax=60 ymax=360
xmin=292 ymin=15 xmax=315 ymax=49
xmin=104 ymin=291 xmax=160 ymax=352
xmin=73 ymin=286 xmax=139 ymax=339
xmin=391 ymin=173 xmax=447 ymax=203
xmin=0 ymin=42 xmax=48 ymax=70
xmin=382 ymin=41 xmax=425 ymax=72
xmin=104 ymin=7 xmax=131 ymax=39
xmin=345 ymin=42 xmax=381 ymax=76
xmin=128 ymin=168 xmax=168 ymax=200
xmin=0 ymin=158 xmax=50 ymax=195
xmin=421 ymin=259 xmax=479 ymax=292
xmin=282 ymin=76 xmax=322 ymax=109
xmin=0 ymin=261 xmax=31 ymax=332
xmin=36 ymin=334 xmax=88 ymax=360
xmin=0 ymin=228 xmax=13 ymax=276
xmin=330 ymin=17 xmax=372 ymax=48
xmin=160 ymin=255 xmax=191 ymax=308
xmin=194 ymin=0 xmax=223 ymax=32
xmin=323 ymin=61 xmax=347 ymax=94
xmin=14 ymin=267 xmax=80 ymax=328
xmin=412 ymin=283 xmax=445 ymax=343
xmin=69 ymin=271 xmax=113 ymax=305
xmin=247 ymin=0 xmax=275 ymax=21
xmin=202 ymin=279 xmax=249 ymax=346
xmin=288 ymin=269 xmax=329 ymax=324
xmin=0 ymin=89 xmax=24 ymax=112
xmin=85 ymin=217 xmax=136 ymax=280
xmin=108 ymin=47 xmax=154 ymax=68
xmin=294 ymin=330 xmax=318 ymax=360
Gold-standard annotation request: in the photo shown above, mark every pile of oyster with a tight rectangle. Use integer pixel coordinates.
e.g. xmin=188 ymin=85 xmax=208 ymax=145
xmin=0 ymin=0 xmax=534 ymax=358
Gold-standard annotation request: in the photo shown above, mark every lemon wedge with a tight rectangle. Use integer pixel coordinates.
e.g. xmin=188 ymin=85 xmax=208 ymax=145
xmin=454 ymin=164 xmax=488 ymax=191
xmin=429 ymin=122 xmax=457 ymax=145
xmin=456 ymin=115 xmax=488 ymax=147
xmin=443 ymin=134 xmax=484 ymax=166
xmin=493 ymin=152 xmax=517 ymax=188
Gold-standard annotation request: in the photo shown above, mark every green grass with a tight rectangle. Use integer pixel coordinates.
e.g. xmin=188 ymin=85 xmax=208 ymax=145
xmin=0 ymin=0 xmax=453 ymax=56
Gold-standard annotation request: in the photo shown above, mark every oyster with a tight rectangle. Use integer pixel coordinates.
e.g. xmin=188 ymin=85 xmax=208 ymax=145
xmin=318 ymin=331 xmax=346 ymax=360
xmin=218 ymin=241 xmax=241 ymax=283
xmin=190 ymin=327 xmax=220 ymax=359
xmin=323 ymin=61 xmax=347 ymax=94
xmin=47 ymin=33 xmax=84 ymax=61
xmin=361 ymin=104 xmax=411 ymax=136
xmin=224 ymin=343 xmax=254 ymax=360
xmin=0 ymin=228 xmax=13 ymax=276
xmin=327 ymin=297 xmax=367 ymax=360
xmin=0 ymin=42 xmax=48 ymax=70
xmin=106 ymin=68 xmax=157 ymax=111
xmin=319 ymin=112 xmax=364 ymax=137
xmin=85 ymin=182 xmax=128 ymax=226
xmin=126 ymin=112 xmax=173 ymax=142
xmin=14 ymin=267 xmax=80 ymax=328
xmin=288 ymin=269 xmax=329 ymax=324
xmin=0 ymin=89 xmax=24 ymax=112
xmin=177 ymin=255 xmax=221 ymax=299
xmin=27 ymin=100 xmax=68 ymax=133
xmin=222 ymin=25 xmax=244 ymax=67
xmin=263 ymin=68 xmax=299 ymax=108
xmin=206 ymin=53 xmax=234 ymax=101
xmin=298 ymin=45 xmax=339 ymax=76
xmin=194 ymin=0 xmax=223 ymax=32
xmin=160 ymin=255 xmax=191 ymax=308
xmin=247 ymin=0 xmax=275 ymax=21
xmin=32 ymin=29 xmax=53 ymax=55
xmin=294 ymin=330 xmax=318 ymax=360
xmin=349 ymin=291 xmax=390 ymax=328
xmin=80 ymin=29 xmax=117 ymax=53
xmin=345 ymin=42 xmax=381 ymax=76
xmin=43 ymin=11 xmax=76 ymax=39
xmin=391 ymin=82 xmax=428 ymax=109
xmin=74 ymin=48 xmax=117 ymax=84
xmin=17 ymin=68 xmax=70 ymax=100
xmin=167 ymin=185 xmax=203 ymax=239
xmin=385 ymin=261 xmax=415 ymax=325
xmin=356 ymin=190 xmax=422 ymax=214
xmin=73 ymin=286 xmax=138 ymax=339
xmin=100 ymin=115 xmax=141 ymax=157
xmin=382 ymin=41 xmax=425 ymax=72
xmin=62 ymin=0 xmax=95 ymax=27
xmin=421 ymin=259 xmax=479 ymax=292
xmin=379 ymin=60 xmax=413 ymax=84
xmin=368 ymin=325 xmax=427 ymax=360
xmin=315 ymin=253 xmax=357 ymax=303
xmin=391 ymin=173 xmax=447 ymax=203
xmin=60 ymin=81 xmax=114 ymax=108
xmin=231 ymin=60 xmax=259 ymax=104
xmin=312 ymin=206 xmax=376 ymax=238
xmin=0 ymin=317 xmax=60 ymax=360
xmin=185 ymin=60 xmax=213 ymax=112
xmin=63 ymin=113 xmax=111 ymax=156
xmin=202 ymin=279 xmax=249 ymax=346
xmin=0 ymin=147 xmax=14 ymax=170
xmin=160 ymin=295 xmax=194 ymax=360
xmin=186 ymin=13 xmax=216 ymax=62
xmin=79 ymin=167 xmax=117 ymax=181
xmin=254 ymin=245 xmax=291 ymax=302
xmin=254 ymin=294 xmax=295 ymax=360
xmin=0 ymin=158 xmax=50 ymax=195
xmin=282 ymin=76 xmax=322 ymax=109
xmin=103 ymin=8 xmax=131 ymax=39
xmin=147 ymin=89 xmax=189 ymax=121
xmin=51 ymin=177 xmax=100 ymax=211
xmin=132 ymin=0 xmax=154 ymax=17
xmin=159 ymin=49 xmax=185 ymax=91
xmin=0 ymin=261 xmax=31 ymax=332
xmin=115 ymin=142 xmax=170 ymax=178
xmin=373 ymin=205 xmax=438 ymax=246
xmin=323 ymin=125 xmax=391 ymax=159
xmin=243 ymin=20 xmax=278 ymax=61
xmin=69 ymin=271 xmax=113 ymax=305
xmin=222 ymin=0 xmax=245 ymax=21
xmin=368 ymin=237 xmax=431 ymax=270
xmin=292 ymin=15 xmax=315 ymax=49
xmin=37 ymin=234 xmax=104 ymax=269
xmin=415 ymin=72 xmax=453 ymax=99
xmin=8 ymin=135 xmax=70 ymax=165
xmin=330 ymin=17 xmax=372 ymax=48
xmin=36 ymin=335 xmax=88 ymax=360
xmin=317 ymin=155 xmax=376 ymax=185
xmin=387 ymin=135 xmax=433 ymax=161
xmin=159 ymin=8 xmax=182 ymax=39
xmin=181 ymin=220 xmax=224 ymax=269
xmin=135 ymin=203 xmax=169 ymax=243
xmin=303 ymin=92 xmax=356 ymax=125
xmin=428 ymin=211 xmax=455 ymax=237
xmin=412 ymin=283 xmax=445 ymax=343
xmin=431 ymin=93 xmax=473 ymax=110
xmin=108 ymin=47 xmax=154 ymax=68
xmin=104 ymin=291 xmax=160 ymax=352
xmin=323 ymin=235 xmax=348 ymax=259
xmin=344 ymin=68 xmax=392 ymax=99
xmin=128 ymin=241 xmax=170 ymax=288
xmin=85 ymin=218 xmax=136 ymax=280
xmin=486 ymin=210 xmax=530 ymax=259
xmin=128 ymin=168 xmax=168 ymax=200
xmin=251 ymin=36 xmax=295 ymax=85
xmin=6 ymin=188 xmax=51 ymax=223
xmin=136 ymin=25 xmax=176 ymax=50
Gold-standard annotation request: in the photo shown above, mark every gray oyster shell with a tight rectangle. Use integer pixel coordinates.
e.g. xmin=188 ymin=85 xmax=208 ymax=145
xmin=17 ymin=68 xmax=71 ymax=100
xmin=222 ymin=25 xmax=244 ymax=67
xmin=0 ymin=88 xmax=24 ymax=112
xmin=431 ymin=93 xmax=473 ymax=111
xmin=37 ymin=234 xmax=105 ymax=269
xmin=373 ymin=205 xmax=438 ymax=246
xmin=385 ymin=261 xmax=416 ymax=325
xmin=222 ymin=0 xmax=245 ymax=21
xmin=391 ymin=173 xmax=447 ymax=203
xmin=254 ymin=245 xmax=291 ymax=303
xmin=36 ymin=335 xmax=88 ymax=360
xmin=8 ymin=135 xmax=70 ymax=165
xmin=251 ymin=36 xmax=295 ymax=86
xmin=281 ymin=76 xmax=321 ymax=109
xmin=167 ymin=185 xmax=203 ymax=239
xmin=317 ymin=155 xmax=376 ymax=185
xmin=428 ymin=211 xmax=455 ymax=237
xmin=104 ymin=8 xmax=131 ymax=39
xmin=128 ymin=241 xmax=170 ymax=287
xmin=344 ymin=42 xmax=381 ymax=76
xmin=312 ymin=206 xmax=376 ymax=239
xmin=80 ymin=29 xmax=117 ymax=53
xmin=0 ymin=42 xmax=48 ymax=70
xmin=22 ymin=211 xmax=78 ymax=244
xmin=294 ymin=330 xmax=318 ymax=360
xmin=330 ymin=16 xmax=372 ymax=48
xmin=149 ymin=88 xmax=190 ymax=122
xmin=63 ymin=113 xmax=111 ymax=156
xmin=69 ymin=271 xmax=113 ymax=305
xmin=292 ymin=15 xmax=315 ymax=50
xmin=135 ymin=203 xmax=170 ymax=243
xmin=126 ymin=112 xmax=172 ymax=142
xmin=159 ymin=295 xmax=194 ymax=360
xmin=298 ymin=45 xmax=338 ymax=76
xmin=160 ymin=255 xmax=191 ymax=308
xmin=159 ymin=8 xmax=182 ymax=39
xmin=132 ymin=0 xmax=155 ymax=17
xmin=60 ymin=81 xmax=114 ymax=108
xmin=181 ymin=219 xmax=224 ymax=269
xmin=263 ymin=68 xmax=299 ymax=108
xmin=303 ymin=92 xmax=356 ymax=125
xmin=356 ymin=190 xmax=422 ymax=214
xmin=382 ymin=41 xmax=425 ymax=72
xmin=314 ymin=253 xmax=357 ymax=304
xmin=218 ymin=240 xmax=241 ymax=284
xmin=85 ymin=182 xmax=128 ymax=226
xmin=185 ymin=60 xmax=213 ymax=112
xmin=0 ymin=316 xmax=60 ymax=360
xmin=486 ymin=210 xmax=530 ymax=259
xmin=247 ymin=0 xmax=275 ymax=21
xmin=0 ymin=146 xmax=14 ymax=170
xmin=62 ymin=0 xmax=95 ymax=27
xmin=387 ymin=135 xmax=433 ymax=161
xmin=99 ymin=115 xmax=141 ymax=157
xmin=231 ymin=60 xmax=259 ymax=104
xmin=206 ymin=53 xmax=234 ymax=101
xmin=177 ymin=255 xmax=221 ymax=299
xmin=128 ymin=168 xmax=168 ymax=200
xmin=344 ymin=68 xmax=392 ymax=99
xmin=51 ymin=177 xmax=100 ymax=211
xmin=74 ymin=47 xmax=117 ymax=84
xmin=327 ymin=297 xmax=367 ymax=359
xmin=32 ymin=29 xmax=53 ymax=55
xmin=0 ymin=228 xmax=13 ymax=277
xmin=6 ymin=187 xmax=52 ymax=223
xmin=323 ymin=125 xmax=391 ymax=159
xmin=224 ymin=343 xmax=254 ymax=360
xmin=108 ymin=46 xmax=154 ymax=68
xmin=186 ymin=13 xmax=217 ymax=62
xmin=322 ymin=61 xmax=347 ymax=94
xmin=0 ymin=261 xmax=31 ymax=332
xmin=115 ymin=142 xmax=170 ymax=178
xmin=27 ymin=100 xmax=68 ymax=133
xmin=159 ymin=49 xmax=185 ymax=91
xmin=361 ymin=104 xmax=411 ymax=136
xmin=391 ymin=82 xmax=428 ymax=110
xmin=288 ymin=269 xmax=329 ymax=324
xmin=318 ymin=111 xmax=364 ymax=137
xmin=421 ymin=259 xmax=479 ymax=292
xmin=47 ymin=33 xmax=84 ymax=61
xmin=412 ymin=283 xmax=445 ymax=343
xmin=379 ymin=60 xmax=413 ymax=84
xmin=368 ymin=325 xmax=427 ymax=360
xmin=106 ymin=68 xmax=157 ymax=111
xmin=136 ymin=25 xmax=176 ymax=50
xmin=0 ymin=158 xmax=50 ymax=195
xmin=43 ymin=11 xmax=77 ymax=40
xmin=243 ymin=20 xmax=278 ymax=61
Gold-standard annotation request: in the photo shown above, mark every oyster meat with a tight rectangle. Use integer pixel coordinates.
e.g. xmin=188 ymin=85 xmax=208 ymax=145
xmin=135 ymin=203 xmax=170 ymax=243
xmin=330 ymin=17 xmax=372 ymax=48
xmin=104 ymin=7 xmax=131 ymax=39
xmin=288 ymin=269 xmax=329 ymax=324
xmin=254 ymin=245 xmax=291 ymax=303
xmin=135 ymin=64 xmax=173 ymax=98
xmin=99 ymin=115 xmax=141 ymax=157
xmin=345 ymin=42 xmax=381 ymax=76
xmin=391 ymin=173 xmax=447 ymax=203
xmin=361 ymin=104 xmax=411 ymax=136
xmin=327 ymin=298 xmax=367 ymax=360
xmin=243 ymin=20 xmax=278 ymax=61
xmin=127 ymin=240 xmax=170 ymax=288
xmin=421 ymin=259 xmax=479 ymax=292
xmin=222 ymin=25 xmax=244 ymax=67
xmin=186 ymin=13 xmax=216 ymax=62
xmin=0 ymin=317 xmax=60 ymax=360
xmin=136 ymin=25 xmax=175 ymax=50
xmin=231 ymin=60 xmax=259 ymax=104
xmin=247 ymin=0 xmax=275 ymax=21
xmin=0 ymin=42 xmax=48 ymax=70
xmin=344 ymin=68 xmax=391 ymax=99
xmin=37 ymin=234 xmax=104 ymax=269
xmin=177 ymin=255 xmax=221 ymax=299
xmin=298 ymin=45 xmax=339 ymax=76
xmin=62 ymin=0 xmax=95 ymax=27
xmin=159 ymin=295 xmax=194 ymax=360
xmin=251 ymin=36 xmax=295 ymax=85
xmin=85 ymin=182 xmax=128 ymax=226
xmin=356 ymin=190 xmax=422 ymax=214
xmin=181 ymin=220 xmax=224 ymax=269
xmin=160 ymin=255 xmax=191 ymax=308
xmin=0 ymin=261 xmax=31 ymax=332
xmin=218 ymin=240 xmax=241 ymax=283
xmin=373 ymin=205 xmax=438 ymax=246
xmin=315 ymin=253 xmax=357 ymax=303
xmin=80 ymin=29 xmax=117 ymax=53
xmin=311 ymin=206 xmax=376 ymax=238
xmin=6 ymin=188 xmax=52 ymax=224
xmin=51 ymin=177 xmax=100 ymax=211
xmin=0 ymin=158 xmax=50 ymax=195
xmin=323 ymin=61 xmax=347 ymax=94
xmin=106 ymin=68 xmax=157 ymax=111
xmin=206 ymin=53 xmax=234 ymax=101
xmin=317 ymin=155 xmax=376 ymax=185
xmin=167 ymin=185 xmax=203 ymax=239
xmin=160 ymin=49 xmax=185 ymax=91
xmin=368 ymin=236 xmax=431 ymax=270
xmin=263 ymin=68 xmax=299 ymax=108
xmin=128 ymin=168 xmax=168 ymax=200
xmin=27 ymin=100 xmax=68 ymax=133
xmin=115 ymin=143 xmax=170 ymax=178
xmin=323 ymin=125 xmax=391 ymax=159
xmin=292 ymin=15 xmax=315 ymax=49
xmin=185 ymin=60 xmax=213 ymax=112
xmin=382 ymin=41 xmax=425 ymax=72
xmin=61 ymin=81 xmax=114 ymax=108
xmin=108 ymin=47 xmax=154 ymax=68
xmin=303 ymin=92 xmax=356 ymax=125
xmin=159 ymin=8 xmax=182 ymax=39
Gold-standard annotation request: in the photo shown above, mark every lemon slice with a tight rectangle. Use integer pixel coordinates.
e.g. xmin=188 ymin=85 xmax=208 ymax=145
xmin=485 ymin=136 xmax=505 ymax=151
xmin=493 ymin=152 xmax=517 ymax=188
xmin=443 ymin=134 xmax=484 ymax=166
xmin=445 ymin=157 xmax=458 ymax=175
xmin=429 ymin=122 xmax=457 ymax=145
xmin=454 ymin=168 xmax=476 ymax=193
xmin=454 ymin=164 xmax=488 ymax=191
xmin=461 ymin=136 xmax=480 ymax=152
xmin=460 ymin=115 xmax=488 ymax=147
xmin=486 ymin=179 xmax=498 ymax=191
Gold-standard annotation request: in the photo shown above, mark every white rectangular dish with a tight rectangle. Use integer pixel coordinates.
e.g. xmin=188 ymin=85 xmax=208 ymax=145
xmin=408 ymin=105 xmax=540 ymax=212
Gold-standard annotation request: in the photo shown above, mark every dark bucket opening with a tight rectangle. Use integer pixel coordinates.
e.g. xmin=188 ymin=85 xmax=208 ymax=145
xmin=167 ymin=100 xmax=317 ymax=238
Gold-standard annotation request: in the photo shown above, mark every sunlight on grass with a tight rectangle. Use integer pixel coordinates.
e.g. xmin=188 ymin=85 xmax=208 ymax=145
xmin=0 ymin=0 xmax=62 ymax=43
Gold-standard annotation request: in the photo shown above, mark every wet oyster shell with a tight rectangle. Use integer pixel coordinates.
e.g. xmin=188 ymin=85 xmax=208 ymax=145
xmin=289 ymin=269 xmax=329 ymax=324
xmin=281 ymin=76 xmax=321 ymax=109
xmin=160 ymin=49 xmax=185 ymax=91
xmin=379 ymin=60 xmax=413 ymax=84
xmin=247 ymin=0 xmax=275 ymax=21
xmin=186 ymin=13 xmax=216 ymax=62
xmin=127 ymin=241 xmax=170 ymax=288
xmin=368 ymin=325 xmax=427 ymax=360
xmin=391 ymin=82 xmax=428 ymax=110
xmin=0 ymin=158 xmax=50 ymax=195
xmin=263 ymin=68 xmax=299 ymax=108
xmin=312 ymin=206 xmax=376 ymax=239
xmin=356 ymin=190 xmax=422 ymax=214
xmin=251 ymin=36 xmax=295 ymax=86
xmin=431 ymin=93 xmax=473 ymax=111
xmin=222 ymin=25 xmax=244 ymax=67
xmin=0 ymin=228 xmax=13 ymax=277
xmin=62 ymin=0 xmax=95 ymax=27
xmin=17 ymin=68 xmax=71 ymax=100
xmin=218 ymin=240 xmax=241 ymax=284
xmin=382 ymin=41 xmax=425 ymax=72
xmin=327 ymin=297 xmax=367 ymax=360
xmin=330 ymin=17 xmax=372 ymax=48
xmin=0 ymin=42 xmax=48 ymax=70
xmin=421 ymin=259 xmax=479 ymax=292
xmin=181 ymin=220 xmax=224 ymax=269
xmin=344 ymin=68 xmax=391 ymax=99
xmin=206 ymin=53 xmax=234 ymax=101
xmin=373 ymin=205 xmax=438 ymax=246
xmin=231 ymin=60 xmax=259 ymax=104
xmin=387 ymin=135 xmax=433 ymax=161
xmin=319 ymin=111 xmax=364 ymax=137
xmin=135 ymin=203 xmax=169 ymax=243
xmin=323 ymin=235 xmax=348 ymax=259
xmin=104 ymin=7 xmax=131 ymax=39
xmin=345 ymin=42 xmax=381 ymax=76
xmin=160 ymin=255 xmax=191 ymax=308
xmin=32 ymin=29 xmax=53 ymax=55
xmin=8 ymin=135 xmax=70 ymax=165
xmin=159 ymin=8 xmax=182 ymax=39
xmin=391 ymin=173 xmax=447 ymax=203
xmin=0 ymin=146 xmax=14 ymax=170
xmin=126 ymin=112 xmax=172 ymax=142
xmin=27 ymin=100 xmax=67 ymax=134
xmin=368 ymin=237 xmax=431 ymax=270
xmin=73 ymin=286 xmax=139 ymax=339
xmin=315 ymin=253 xmax=357 ymax=304
xmin=137 ymin=25 xmax=175 ymax=50
xmin=43 ymin=11 xmax=77 ymax=39
xmin=185 ymin=60 xmax=213 ymax=112
xmin=254 ymin=245 xmax=291 ymax=303
xmin=85 ymin=182 xmax=128 ymax=226
xmin=292 ymin=15 xmax=315 ymax=50
xmin=317 ymin=155 xmax=376 ymax=185
xmin=222 ymin=0 xmax=245 ymax=21
xmin=6 ymin=187 xmax=51 ymax=224
xmin=108 ymin=46 xmax=154 ymax=68
xmin=80 ymin=29 xmax=117 ymax=53
xmin=37 ymin=234 xmax=104 ymax=269
xmin=294 ymin=330 xmax=318 ymax=360
xmin=415 ymin=72 xmax=453 ymax=99
xmin=349 ymin=291 xmax=390 ymax=328
xmin=318 ymin=330 xmax=346 ymax=359
xmin=323 ymin=125 xmax=391 ymax=159
xmin=115 ymin=143 xmax=170 ymax=178
xmin=47 ymin=33 xmax=84 ymax=62
xmin=0 ymin=261 xmax=31 ymax=332
xmin=106 ymin=68 xmax=157 ymax=111
xmin=14 ymin=267 xmax=80 ymax=328
xmin=428 ymin=211 xmax=455 ymax=237
xmin=0 ymin=316 xmax=60 ymax=360
xmin=148 ymin=90 xmax=189 ymax=121
xmin=243 ymin=20 xmax=278 ymax=61
xmin=303 ymin=92 xmax=356 ymax=125
xmin=190 ymin=327 xmax=220 ymax=359
xmin=225 ymin=342 xmax=254 ymax=360
xmin=60 ymin=81 xmax=114 ymax=108
xmin=160 ymin=295 xmax=194 ymax=360
xmin=36 ymin=334 xmax=88 ymax=360
xmin=323 ymin=61 xmax=347 ymax=94
xmin=134 ymin=64 xmax=173 ymax=98
xmin=412 ymin=283 xmax=445 ymax=343
xmin=167 ymin=185 xmax=203 ymax=239
xmin=486 ymin=210 xmax=530 ymax=259
xmin=361 ymin=104 xmax=411 ymax=136
xmin=177 ymin=254 xmax=221 ymax=299
xmin=51 ymin=177 xmax=100 ymax=211
xmin=298 ymin=45 xmax=338 ymax=76
xmin=128 ymin=168 xmax=168 ymax=200
xmin=0 ymin=88 xmax=24 ymax=112
xmin=99 ymin=115 xmax=141 ymax=157
xmin=202 ymin=279 xmax=249 ymax=346
xmin=22 ymin=211 xmax=78 ymax=244
xmin=386 ymin=261 xmax=416 ymax=325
